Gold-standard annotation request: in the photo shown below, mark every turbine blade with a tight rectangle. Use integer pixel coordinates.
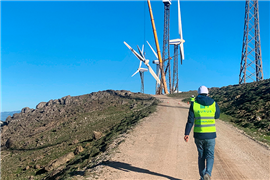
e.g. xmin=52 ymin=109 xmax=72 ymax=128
xmin=132 ymin=69 xmax=140 ymax=77
xmin=146 ymin=63 xmax=160 ymax=85
xmin=156 ymin=65 xmax=161 ymax=87
xmin=178 ymin=0 xmax=183 ymax=39
xmin=137 ymin=45 xmax=144 ymax=58
xmin=147 ymin=41 xmax=158 ymax=59
xmin=139 ymin=60 xmax=142 ymax=68
xmin=142 ymin=44 xmax=144 ymax=57
xmin=124 ymin=41 xmax=144 ymax=61
xmin=180 ymin=43 xmax=185 ymax=60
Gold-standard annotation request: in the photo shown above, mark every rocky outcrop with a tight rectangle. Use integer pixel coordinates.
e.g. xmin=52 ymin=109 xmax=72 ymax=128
xmin=44 ymin=152 xmax=74 ymax=172
xmin=36 ymin=102 xmax=47 ymax=109
xmin=1 ymin=90 xmax=154 ymax=150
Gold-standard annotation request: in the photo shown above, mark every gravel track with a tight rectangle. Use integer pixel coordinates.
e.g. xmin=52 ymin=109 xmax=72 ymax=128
xmin=93 ymin=95 xmax=269 ymax=180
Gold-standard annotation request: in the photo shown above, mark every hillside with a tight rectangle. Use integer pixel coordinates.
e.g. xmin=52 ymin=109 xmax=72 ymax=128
xmin=210 ymin=78 xmax=270 ymax=134
xmin=169 ymin=78 xmax=270 ymax=143
xmin=1 ymin=90 xmax=158 ymax=180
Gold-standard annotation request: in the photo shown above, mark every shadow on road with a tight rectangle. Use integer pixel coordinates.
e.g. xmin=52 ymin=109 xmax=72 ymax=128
xmin=92 ymin=161 xmax=183 ymax=180
xmin=157 ymin=104 xmax=189 ymax=109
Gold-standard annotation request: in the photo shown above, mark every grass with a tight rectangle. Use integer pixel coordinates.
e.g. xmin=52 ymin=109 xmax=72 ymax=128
xmin=219 ymin=113 xmax=270 ymax=147
xmin=1 ymin=95 xmax=158 ymax=180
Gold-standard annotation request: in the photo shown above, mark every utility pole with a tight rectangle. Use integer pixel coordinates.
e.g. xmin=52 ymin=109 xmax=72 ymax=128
xmin=239 ymin=0 xmax=263 ymax=84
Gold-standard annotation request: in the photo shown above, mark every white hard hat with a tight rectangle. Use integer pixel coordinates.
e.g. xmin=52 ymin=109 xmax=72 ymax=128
xmin=198 ymin=86 xmax=209 ymax=94
xmin=191 ymin=95 xmax=194 ymax=97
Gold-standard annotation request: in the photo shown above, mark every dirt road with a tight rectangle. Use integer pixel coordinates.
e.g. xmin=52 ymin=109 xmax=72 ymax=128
xmin=94 ymin=95 xmax=269 ymax=180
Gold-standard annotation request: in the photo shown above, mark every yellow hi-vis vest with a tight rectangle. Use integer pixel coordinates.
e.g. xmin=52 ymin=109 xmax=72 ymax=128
xmin=193 ymin=101 xmax=216 ymax=133
xmin=190 ymin=97 xmax=195 ymax=102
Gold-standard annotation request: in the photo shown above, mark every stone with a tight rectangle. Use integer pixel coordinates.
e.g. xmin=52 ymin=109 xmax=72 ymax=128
xmin=93 ymin=131 xmax=102 ymax=140
xmin=44 ymin=152 xmax=74 ymax=172
xmin=72 ymin=139 xmax=79 ymax=145
xmin=36 ymin=102 xmax=46 ymax=109
xmin=5 ymin=138 xmax=16 ymax=149
xmin=21 ymin=107 xmax=31 ymax=113
xmin=46 ymin=100 xmax=53 ymax=106
xmin=74 ymin=145 xmax=84 ymax=155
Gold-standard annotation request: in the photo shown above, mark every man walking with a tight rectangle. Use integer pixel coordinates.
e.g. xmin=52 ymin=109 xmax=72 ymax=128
xmin=190 ymin=95 xmax=195 ymax=103
xmin=184 ymin=86 xmax=220 ymax=180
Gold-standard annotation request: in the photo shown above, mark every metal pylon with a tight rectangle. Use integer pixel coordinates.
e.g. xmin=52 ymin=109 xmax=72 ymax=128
xmin=239 ymin=0 xmax=263 ymax=84
xmin=162 ymin=1 xmax=171 ymax=93
xmin=140 ymin=71 xmax=144 ymax=93
xmin=172 ymin=45 xmax=179 ymax=92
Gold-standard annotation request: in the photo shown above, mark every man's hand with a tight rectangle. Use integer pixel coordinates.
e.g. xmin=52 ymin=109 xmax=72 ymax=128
xmin=184 ymin=135 xmax=189 ymax=142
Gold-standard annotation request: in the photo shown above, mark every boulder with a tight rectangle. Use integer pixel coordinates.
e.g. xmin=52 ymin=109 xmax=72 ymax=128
xmin=72 ymin=139 xmax=79 ymax=145
xmin=21 ymin=107 xmax=32 ymax=113
xmin=44 ymin=152 xmax=74 ymax=172
xmin=93 ymin=131 xmax=102 ymax=140
xmin=46 ymin=100 xmax=53 ymax=106
xmin=6 ymin=138 xmax=16 ymax=149
xmin=74 ymin=145 xmax=84 ymax=155
xmin=35 ymin=164 xmax=41 ymax=169
xmin=36 ymin=102 xmax=46 ymax=109
xmin=63 ymin=95 xmax=72 ymax=105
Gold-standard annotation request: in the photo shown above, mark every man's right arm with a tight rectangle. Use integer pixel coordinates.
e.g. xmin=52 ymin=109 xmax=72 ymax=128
xmin=185 ymin=104 xmax=195 ymax=136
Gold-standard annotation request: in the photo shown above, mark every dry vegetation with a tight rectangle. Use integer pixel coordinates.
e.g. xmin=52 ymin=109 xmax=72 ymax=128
xmin=1 ymin=90 xmax=158 ymax=180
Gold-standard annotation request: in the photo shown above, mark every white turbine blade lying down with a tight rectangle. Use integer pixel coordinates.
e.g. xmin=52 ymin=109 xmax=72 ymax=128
xmin=124 ymin=41 xmax=144 ymax=62
xmin=147 ymin=41 xmax=158 ymax=59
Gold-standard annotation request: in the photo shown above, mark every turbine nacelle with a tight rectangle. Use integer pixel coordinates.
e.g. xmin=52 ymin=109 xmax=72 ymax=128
xmin=169 ymin=39 xmax=185 ymax=45
xmin=152 ymin=60 xmax=159 ymax=65
xmin=139 ymin=68 xmax=148 ymax=72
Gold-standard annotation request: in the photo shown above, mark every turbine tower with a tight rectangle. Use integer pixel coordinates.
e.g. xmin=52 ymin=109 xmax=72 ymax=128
xmin=239 ymin=0 xmax=263 ymax=84
xmin=132 ymin=61 xmax=148 ymax=93
xmin=162 ymin=0 xmax=172 ymax=93
xmin=170 ymin=0 xmax=185 ymax=93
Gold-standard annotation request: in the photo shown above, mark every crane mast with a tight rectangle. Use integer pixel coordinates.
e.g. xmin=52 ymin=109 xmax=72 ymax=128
xmin=147 ymin=0 xmax=169 ymax=94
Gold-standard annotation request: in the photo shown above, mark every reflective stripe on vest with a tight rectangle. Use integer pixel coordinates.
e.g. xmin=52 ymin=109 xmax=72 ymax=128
xmin=193 ymin=101 xmax=216 ymax=133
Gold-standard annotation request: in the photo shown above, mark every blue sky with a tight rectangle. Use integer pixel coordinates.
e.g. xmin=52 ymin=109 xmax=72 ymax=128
xmin=1 ymin=0 xmax=269 ymax=112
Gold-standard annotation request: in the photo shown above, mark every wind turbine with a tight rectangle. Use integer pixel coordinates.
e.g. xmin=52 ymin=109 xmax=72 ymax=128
xmin=124 ymin=41 xmax=161 ymax=85
xmin=169 ymin=0 xmax=185 ymax=93
xmin=132 ymin=61 xmax=148 ymax=93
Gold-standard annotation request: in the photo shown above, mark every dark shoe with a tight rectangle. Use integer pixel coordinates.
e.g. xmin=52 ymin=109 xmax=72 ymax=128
xmin=204 ymin=173 xmax=211 ymax=180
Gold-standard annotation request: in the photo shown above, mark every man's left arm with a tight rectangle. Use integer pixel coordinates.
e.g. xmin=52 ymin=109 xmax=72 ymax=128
xmin=215 ymin=102 xmax=220 ymax=119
